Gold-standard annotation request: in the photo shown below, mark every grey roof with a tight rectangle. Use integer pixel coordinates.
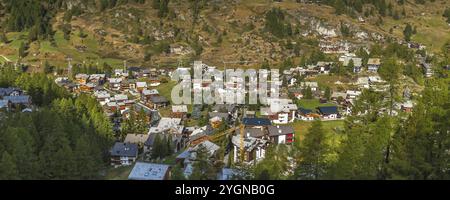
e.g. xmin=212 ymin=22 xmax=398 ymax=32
xmin=318 ymin=106 xmax=339 ymax=115
xmin=176 ymin=149 xmax=191 ymax=160
xmin=268 ymin=125 xmax=294 ymax=136
xmin=3 ymin=95 xmax=30 ymax=104
xmin=208 ymin=112 xmax=230 ymax=120
xmin=149 ymin=95 xmax=169 ymax=104
xmin=110 ymin=142 xmax=138 ymax=157
xmin=242 ymin=118 xmax=271 ymax=126
xmin=0 ymin=100 xmax=10 ymax=108
xmin=191 ymin=140 xmax=220 ymax=156
xmin=0 ymin=87 xmax=19 ymax=96
xmin=212 ymin=104 xmax=237 ymax=113
xmin=128 ymin=162 xmax=170 ymax=180
xmin=236 ymin=127 xmax=267 ymax=138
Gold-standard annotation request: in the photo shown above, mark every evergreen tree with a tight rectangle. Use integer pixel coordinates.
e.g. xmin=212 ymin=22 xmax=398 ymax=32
xmin=190 ymin=144 xmax=216 ymax=180
xmin=324 ymin=86 xmax=331 ymax=100
xmin=303 ymin=86 xmax=313 ymax=99
xmin=0 ymin=152 xmax=19 ymax=180
xmin=294 ymin=120 xmax=330 ymax=180
xmin=378 ymin=57 xmax=402 ymax=115
xmin=403 ymin=23 xmax=414 ymax=42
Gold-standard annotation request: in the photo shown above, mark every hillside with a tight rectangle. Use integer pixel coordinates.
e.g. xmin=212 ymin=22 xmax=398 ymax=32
xmin=0 ymin=0 xmax=449 ymax=70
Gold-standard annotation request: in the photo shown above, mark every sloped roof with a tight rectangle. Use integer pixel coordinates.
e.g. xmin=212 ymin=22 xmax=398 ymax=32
xmin=317 ymin=106 xmax=339 ymax=115
xmin=242 ymin=118 xmax=272 ymax=126
xmin=128 ymin=162 xmax=170 ymax=180
xmin=298 ymin=107 xmax=313 ymax=115
xmin=149 ymin=95 xmax=169 ymax=103
xmin=268 ymin=125 xmax=294 ymax=136
xmin=110 ymin=142 xmax=138 ymax=157
xmin=3 ymin=95 xmax=30 ymax=104
xmin=124 ymin=134 xmax=150 ymax=144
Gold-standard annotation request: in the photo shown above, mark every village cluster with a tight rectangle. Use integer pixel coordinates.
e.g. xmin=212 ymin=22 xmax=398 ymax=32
xmin=0 ymin=38 xmax=438 ymax=180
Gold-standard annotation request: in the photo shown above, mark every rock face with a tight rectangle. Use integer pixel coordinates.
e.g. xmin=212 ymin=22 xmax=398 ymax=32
xmin=63 ymin=0 xmax=97 ymax=12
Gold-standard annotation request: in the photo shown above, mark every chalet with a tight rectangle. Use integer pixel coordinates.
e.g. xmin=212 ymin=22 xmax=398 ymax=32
xmin=268 ymin=125 xmax=295 ymax=145
xmin=341 ymin=56 xmax=363 ymax=73
xmin=172 ymin=105 xmax=188 ymax=118
xmin=128 ymin=162 xmax=171 ymax=180
xmin=141 ymin=89 xmax=159 ymax=102
xmin=3 ymin=95 xmax=32 ymax=108
xmin=136 ymin=82 xmax=147 ymax=92
xmin=110 ymin=142 xmax=138 ymax=167
xmin=148 ymin=95 xmax=169 ymax=109
xmin=367 ymin=58 xmax=381 ymax=72
xmin=265 ymin=98 xmax=297 ymax=124
xmin=245 ymin=111 xmax=256 ymax=118
xmin=122 ymin=79 xmax=135 ymax=91
xmin=148 ymin=118 xmax=183 ymax=135
xmin=0 ymin=100 xmax=11 ymax=112
xmin=331 ymin=92 xmax=347 ymax=102
xmin=79 ymin=82 xmax=97 ymax=92
xmin=237 ymin=127 xmax=268 ymax=140
xmin=108 ymin=78 xmax=123 ymax=91
xmin=231 ymin=135 xmax=268 ymax=164
xmin=55 ymin=77 xmax=70 ymax=86
xmin=114 ymin=94 xmax=128 ymax=103
xmin=316 ymin=61 xmax=333 ymax=74
xmin=212 ymin=104 xmax=238 ymax=117
xmin=189 ymin=125 xmax=214 ymax=146
xmin=75 ymin=74 xmax=90 ymax=85
xmin=401 ymin=101 xmax=413 ymax=113
xmin=114 ymin=69 xmax=129 ymax=78
xmin=300 ymin=82 xmax=318 ymax=92
xmin=89 ymin=74 xmax=106 ymax=84
xmin=242 ymin=118 xmax=272 ymax=127
xmin=208 ymin=112 xmax=230 ymax=122
xmin=297 ymin=107 xmax=315 ymax=121
xmin=317 ymin=106 xmax=339 ymax=120
xmin=94 ymin=90 xmax=111 ymax=102
xmin=106 ymin=102 xmax=118 ymax=112
xmin=0 ymin=87 xmax=21 ymax=97
xmin=191 ymin=140 xmax=220 ymax=157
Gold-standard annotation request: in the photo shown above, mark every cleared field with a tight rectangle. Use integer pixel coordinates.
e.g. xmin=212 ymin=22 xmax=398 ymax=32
xmin=292 ymin=120 xmax=345 ymax=163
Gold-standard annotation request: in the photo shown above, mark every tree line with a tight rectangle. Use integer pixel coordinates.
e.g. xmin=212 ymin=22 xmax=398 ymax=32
xmin=0 ymin=64 xmax=114 ymax=179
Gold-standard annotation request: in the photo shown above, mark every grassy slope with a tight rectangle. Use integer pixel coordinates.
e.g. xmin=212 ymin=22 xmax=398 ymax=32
xmin=292 ymin=120 xmax=345 ymax=162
